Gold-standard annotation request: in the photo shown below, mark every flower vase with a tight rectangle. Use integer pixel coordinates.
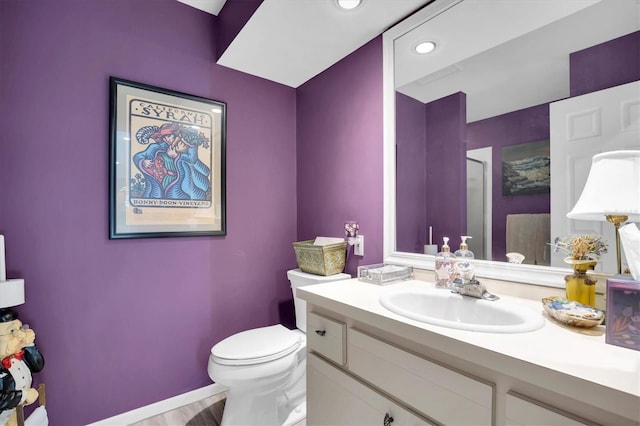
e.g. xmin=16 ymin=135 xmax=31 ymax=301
xmin=564 ymin=257 xmax=597 ymax=307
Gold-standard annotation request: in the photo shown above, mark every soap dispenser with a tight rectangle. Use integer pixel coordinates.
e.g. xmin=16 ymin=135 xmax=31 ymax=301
xmin=435 ymin=237 xmax=456 ymax=288
xmin=454 ymin=236 xmax=475 ymax=284
xmin=454 ymin=236 xmax=474 ymax=260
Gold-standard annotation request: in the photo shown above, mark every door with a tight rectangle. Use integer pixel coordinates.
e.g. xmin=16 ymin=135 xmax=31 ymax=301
xmin=550 ymin=81 xmax=640 ymax=271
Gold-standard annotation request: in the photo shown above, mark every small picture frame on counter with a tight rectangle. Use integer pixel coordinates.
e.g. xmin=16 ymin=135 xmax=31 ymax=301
xmin=606 ymin=274 xmax=640 ymax=351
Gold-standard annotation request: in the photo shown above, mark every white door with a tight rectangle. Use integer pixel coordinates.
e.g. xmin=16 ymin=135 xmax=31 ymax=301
xmin=550 ymin=81 xmax=640 ymax=271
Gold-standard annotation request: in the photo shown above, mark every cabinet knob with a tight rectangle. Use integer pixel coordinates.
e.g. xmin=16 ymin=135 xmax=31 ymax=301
xmin=384 ymin=413 xmax=394 ymax=426
xmin=315 ymin=329 xmax=326 ymax=336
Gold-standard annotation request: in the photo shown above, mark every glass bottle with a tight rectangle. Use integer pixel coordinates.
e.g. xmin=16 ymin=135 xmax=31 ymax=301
xmin=454 ymin=236 xmax=475 ymax=284
xmin=435 ymin=237 xmax=456 ymax=288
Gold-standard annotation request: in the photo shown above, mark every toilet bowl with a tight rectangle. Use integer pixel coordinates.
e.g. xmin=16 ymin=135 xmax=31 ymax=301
xmin=208 ymin=268 xmax=350 ymax=426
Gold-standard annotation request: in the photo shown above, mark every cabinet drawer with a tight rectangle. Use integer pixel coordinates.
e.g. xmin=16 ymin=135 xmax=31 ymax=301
xmin=506 ymin=392 xmax=598 ymax=426
xmin=307 ymin=311 xmax=346 ymax=365
xmin=308 ymin=353 xmax=434 ymax=426
xmin=348 ymin=328 xmax=494 ymax=425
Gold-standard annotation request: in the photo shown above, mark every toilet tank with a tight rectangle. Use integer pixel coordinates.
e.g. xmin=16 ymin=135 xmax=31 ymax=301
xmin=287 ymin=268 xmax=350 ymax=332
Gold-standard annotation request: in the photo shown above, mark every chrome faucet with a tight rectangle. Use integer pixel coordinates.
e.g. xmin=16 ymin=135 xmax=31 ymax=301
xmin=450 ymin=259 xmax=499 ymax=300
xmin=451 ymin=279 xmax=499 ymax=301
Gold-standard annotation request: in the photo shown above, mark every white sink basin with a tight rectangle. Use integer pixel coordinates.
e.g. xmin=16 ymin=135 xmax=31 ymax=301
xmin=379 ymin=286 xmax=544 ymax=333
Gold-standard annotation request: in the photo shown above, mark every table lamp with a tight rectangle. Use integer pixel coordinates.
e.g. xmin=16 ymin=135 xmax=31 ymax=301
xmin=567 ymin=150 xmax=640 ymax=274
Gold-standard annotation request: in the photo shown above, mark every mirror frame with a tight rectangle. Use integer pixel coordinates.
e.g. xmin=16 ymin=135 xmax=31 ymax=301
xmin=382 ymin=0 xmax=570 ymax=287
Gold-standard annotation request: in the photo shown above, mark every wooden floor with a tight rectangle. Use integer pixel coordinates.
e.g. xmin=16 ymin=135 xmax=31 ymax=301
xmin=130 ymin=393 xmax=226 ymax=426
xmin=129 ymin=393 xmax=306 ymax=426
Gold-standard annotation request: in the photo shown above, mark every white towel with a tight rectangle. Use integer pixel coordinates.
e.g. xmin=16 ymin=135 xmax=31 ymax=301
xmin=506 ymin=214 xmax=550 ymax=265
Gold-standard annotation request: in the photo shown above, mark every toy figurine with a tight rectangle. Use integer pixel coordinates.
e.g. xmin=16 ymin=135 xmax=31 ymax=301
xmin=0 ymin=308 xmax=44 ymax=426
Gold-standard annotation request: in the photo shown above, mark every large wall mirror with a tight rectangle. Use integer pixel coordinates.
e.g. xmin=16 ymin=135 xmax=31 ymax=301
xmin=383 ymin=0 xmax=640 ymax=286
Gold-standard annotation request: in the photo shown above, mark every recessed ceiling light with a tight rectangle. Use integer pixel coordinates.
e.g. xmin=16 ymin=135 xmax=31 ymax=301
xmin=336 ymin=0 xmax=362 ymax=10
xmin=415 ymin=41 xmax=437 ymax=54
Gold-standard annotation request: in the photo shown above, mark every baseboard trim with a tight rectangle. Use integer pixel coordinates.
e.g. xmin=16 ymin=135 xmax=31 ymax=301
xmin=88 ymin=383 xmax=228 ymax=425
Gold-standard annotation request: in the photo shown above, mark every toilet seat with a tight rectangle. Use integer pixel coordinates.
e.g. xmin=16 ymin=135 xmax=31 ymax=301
xmin=211 ymin=324 xmax=301 ymax=366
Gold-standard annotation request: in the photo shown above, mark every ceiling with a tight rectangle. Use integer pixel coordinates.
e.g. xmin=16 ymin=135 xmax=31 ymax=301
xmin=177 ymin=0 xmax=227 ymax=16
xmin=178 ymin=0 xmax=430 ymax=88
xmin=395 ymin=0 xmax=639 ymax=122
xmin=177 ymin=0 xmax=639 ymax=119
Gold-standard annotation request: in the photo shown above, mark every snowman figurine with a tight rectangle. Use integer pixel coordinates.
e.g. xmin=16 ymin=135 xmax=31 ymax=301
xmin=0 ymin=308 xmax=44 ymax=426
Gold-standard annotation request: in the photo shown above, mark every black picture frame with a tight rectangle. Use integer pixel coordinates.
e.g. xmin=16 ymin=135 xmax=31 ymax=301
xmin=109 ymin=77 xmax=226 ymax=239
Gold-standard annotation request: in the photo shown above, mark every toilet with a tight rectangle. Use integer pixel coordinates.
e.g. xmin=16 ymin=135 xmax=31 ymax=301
xmin=208 ymin=268 xmax=351 ymax=426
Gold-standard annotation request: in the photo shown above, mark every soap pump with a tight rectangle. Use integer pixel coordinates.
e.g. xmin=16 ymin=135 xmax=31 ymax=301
xmin=454 ymin=236 xmax=474 ymax=258
xmin=434 ymin=237 xmax=456 ymax=288
xmin=454 ymin=236 xmax=475 ymax=284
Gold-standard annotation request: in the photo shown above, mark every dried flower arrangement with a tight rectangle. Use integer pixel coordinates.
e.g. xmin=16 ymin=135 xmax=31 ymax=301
xmin=552 ymin=234 xmax=608 ymax=261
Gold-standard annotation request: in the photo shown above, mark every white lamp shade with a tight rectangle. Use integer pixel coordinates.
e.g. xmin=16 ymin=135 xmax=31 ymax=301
xmin=567 ymin=150 xmax=640 ymax=222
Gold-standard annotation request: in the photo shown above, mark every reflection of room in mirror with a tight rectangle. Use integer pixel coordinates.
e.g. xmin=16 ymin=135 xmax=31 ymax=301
xmin=393 ymin=0 xmax=640 ymax=268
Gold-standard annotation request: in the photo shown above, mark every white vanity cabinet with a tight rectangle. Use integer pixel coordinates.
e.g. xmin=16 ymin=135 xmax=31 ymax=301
xmin=348 ymin=328 xmax=493 ymax=425
xmin=300 ymin=280 xmax=640 ymax=426
xmin=308 ymin=353 xmax=433 ymax=425
xmin=307 ymin=312 xmax=493 ymax=425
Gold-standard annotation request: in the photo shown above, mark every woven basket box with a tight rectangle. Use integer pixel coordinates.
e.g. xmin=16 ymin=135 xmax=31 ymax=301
xmin=292 ymin=240 xmax=347 ymax=276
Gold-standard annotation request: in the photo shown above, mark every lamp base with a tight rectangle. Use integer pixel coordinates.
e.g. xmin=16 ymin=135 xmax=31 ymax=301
xmin=606 ymin=215 xmax=628 ymax=275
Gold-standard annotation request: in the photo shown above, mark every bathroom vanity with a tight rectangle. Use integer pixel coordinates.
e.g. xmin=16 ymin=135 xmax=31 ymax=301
xmin=298 ymin=279 xmax=640 ymax=425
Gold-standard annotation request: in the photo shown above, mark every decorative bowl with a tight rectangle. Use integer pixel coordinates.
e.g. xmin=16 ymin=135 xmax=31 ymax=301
xmin=542 ymin=297 xmax=604 ymax=328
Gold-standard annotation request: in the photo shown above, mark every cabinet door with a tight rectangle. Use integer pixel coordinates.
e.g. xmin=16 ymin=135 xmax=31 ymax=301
xmin=307 ymin=311 xmax=346 ymax=365
xmin=505 ymin=392 xmax=599 ymax=426
xmin=307 ymin=353 xmax=434 ymax=426
xmin=348 ymin=328 xmax=494 ymax=425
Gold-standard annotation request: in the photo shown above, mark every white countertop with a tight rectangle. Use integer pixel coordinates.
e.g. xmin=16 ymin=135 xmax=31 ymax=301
xmin=298 ymin=278 xmax=640 ymax=420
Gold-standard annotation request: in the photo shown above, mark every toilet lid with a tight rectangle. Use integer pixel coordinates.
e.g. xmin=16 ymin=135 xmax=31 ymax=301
xmin=211 ymin=324 xmax=301 ymax=366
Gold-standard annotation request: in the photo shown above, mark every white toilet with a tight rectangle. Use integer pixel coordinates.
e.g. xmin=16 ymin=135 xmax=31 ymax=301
xmin=208 ymin=268 xmax=350 ymax=426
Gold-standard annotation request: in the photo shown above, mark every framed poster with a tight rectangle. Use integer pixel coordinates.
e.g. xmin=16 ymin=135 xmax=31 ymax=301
xmin=109 ymin=77 xmax=226 ymax=239
xmin=502 ymin=139 xmax=550 ymax=196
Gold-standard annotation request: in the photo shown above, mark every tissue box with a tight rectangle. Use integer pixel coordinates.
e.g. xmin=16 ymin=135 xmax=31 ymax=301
xmin=292 ymin=240 xmax=347 ymax=276
xmin=606 ymin=274 xmax=640 ymax=351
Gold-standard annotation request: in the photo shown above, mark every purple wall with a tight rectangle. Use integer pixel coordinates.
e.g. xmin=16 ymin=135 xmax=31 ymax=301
xmin=395 ymin=92 xmax=467 ymax=254
xmin=570 ymin=31 xmax=640 ymax=97
xmin=425 ymin=92 xmax=467 ymax=249
xmin=296 ymin=37 xmax=384 ymax=276
xmin=467 ymin=104 xmax=550 ymax=261
xmin=396 ymin=93 xmax=427 ymax=253
xmin=0 ymin=1 xmax=297 ymax=424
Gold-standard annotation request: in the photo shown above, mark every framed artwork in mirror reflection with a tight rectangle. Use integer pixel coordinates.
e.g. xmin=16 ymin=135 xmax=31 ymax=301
xmin=501 ymin=139 xmax=550 ymax=196
xmin=109 ymin=77 xmax=227 ymax=239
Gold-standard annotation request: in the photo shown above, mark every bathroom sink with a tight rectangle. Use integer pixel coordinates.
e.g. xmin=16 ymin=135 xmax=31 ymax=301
xmin=379 ymin=286 xmax=544 ymax=333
